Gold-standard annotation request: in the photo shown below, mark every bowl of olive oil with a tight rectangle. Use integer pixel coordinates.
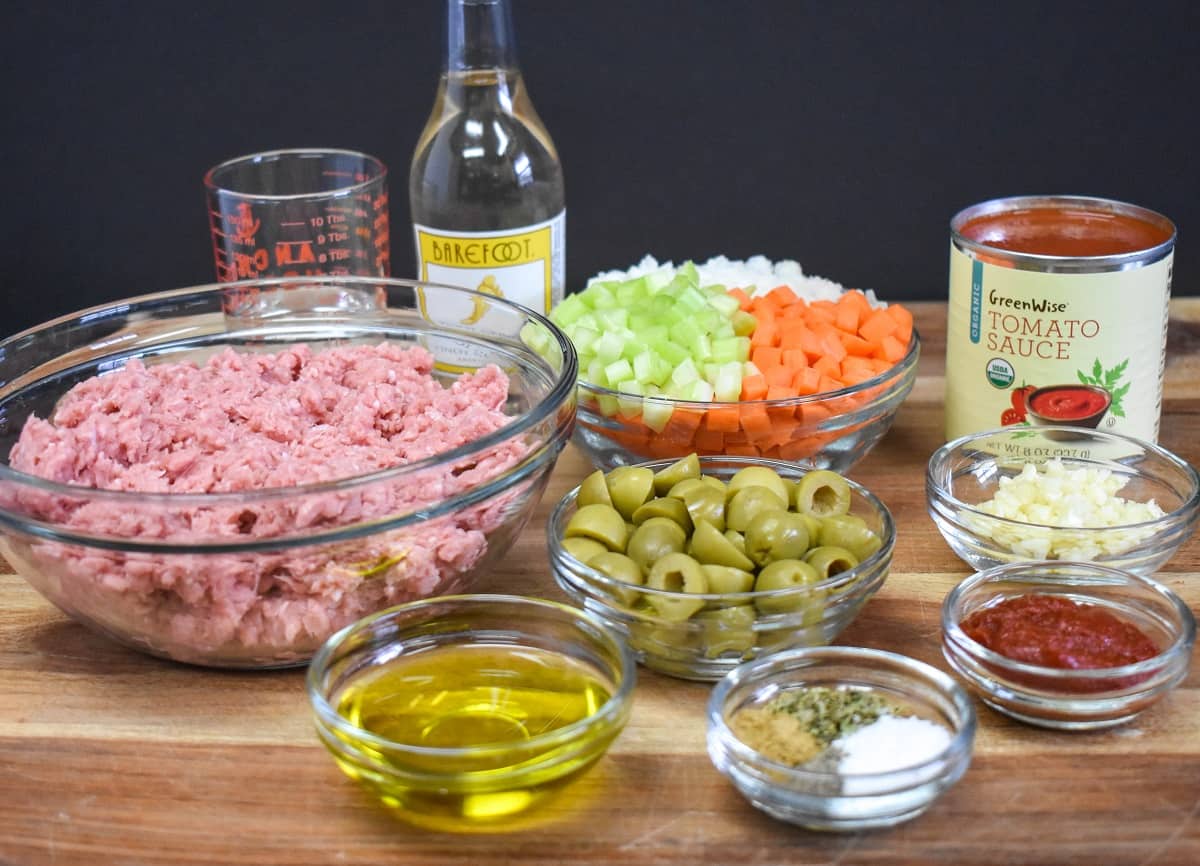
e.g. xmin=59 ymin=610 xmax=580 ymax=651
xmin=307 ymin=594 xmax=635 ymax=831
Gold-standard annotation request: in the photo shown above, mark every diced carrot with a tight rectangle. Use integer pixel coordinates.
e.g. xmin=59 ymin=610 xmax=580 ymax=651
xmin=764 ymin=366 xmax=794 ymax=387
xmin=661 ymin=407 xmax=704 ymax=444
xmin=838 ymin=332 xmax=874 ymax=357
xmin=778 ymin=320 xmax=810 ymax=349
xmin=818 ymin=374 xmax=845 ymax=394
xmin=724 ymin=443 xmax=761 ymax=457
xmin=876 ymin=333 xmax=908 ymax=363
xmin=792 ymin=366 xmax=822 ymax=395
xmin=778 ymin=437 xmax=821 ymax=461
xmin=727 ymin=287 xmax=754 ymax=311
xmin=750 ymin=346 xmax=782 ymax=369
xmin=706 ymin=405 xmax=741 ymax=432
xmin=781 ymin=348 xmax=809 ymax=369
xmin=739 ymin=405 xmax=773 ymax=438
xmin=859 ymin=308 xmax=898 ymax=344
xmin=812 ymin=355 xmax=841 ymax=377
xmin=740 ymin=374 xmax=768 ymax=401
xmin=692 ymin=426 xmax=725 ymax=452
xmin=799 ymin=328 xmax=825 ymax=362
xmin=765 ymin=285 xmax=799 ymax=307
xmin=797 ymin=402 xmax=833 ymax=426
xmin=749 ymin=318 xmax=780 ymax=347
xmin=887 ymin=303 xmax=914 ymax=344
xmin=815 ymin=326 xmax=848 ymax=364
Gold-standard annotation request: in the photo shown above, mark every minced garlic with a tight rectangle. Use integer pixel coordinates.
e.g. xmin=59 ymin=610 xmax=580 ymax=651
xmin=969 ymin=459 xmax=1164 ymax=560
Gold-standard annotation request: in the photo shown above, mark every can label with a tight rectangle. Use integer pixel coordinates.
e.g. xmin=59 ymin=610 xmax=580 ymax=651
xmin=414 ymin=211 xmax=565 ymax=318
xmin=945 ymin=243 xmax=1172 ymax=444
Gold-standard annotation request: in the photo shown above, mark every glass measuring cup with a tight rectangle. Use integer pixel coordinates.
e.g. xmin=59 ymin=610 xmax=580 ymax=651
xmin=206 ymin=149 xmax=391 ymax=316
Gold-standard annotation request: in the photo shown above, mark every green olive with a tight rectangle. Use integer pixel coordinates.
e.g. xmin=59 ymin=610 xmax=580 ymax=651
xmin=816 ymin=515 xmax=883 ymax=562
xmin=688 ymin=519 xmax=756 ymax=571
xmin=606 ymin=466 xmax=656 ymax=521
xmin=680 ymin=485 xmax=726 ymax=532
xmin=727 ymin=465 xmax=790 ymax=504
xmin=578 ymin=470 xmax=614 ymax=509
xmin=631 ymin=496 xmax=694 ymax=534
xmin=588 ymin=551 xmax=645 ymax=606
xmin=625 ymin=517 xmax=687 ymax=573
xmin=793 ymin=470 xmax=853 ymax=517
xmin=697 ymin=604 xmax=757 ymax=658
xmin=803 ymin=545 xmax=860 ymax=580
xmin=628 ymin=621 xmax=698 ymax=662
xmin=646 ymin=552 xmax=709 ymax=621
xmin=700 ymin=564 xmax=756 ymax=594
xmin=652 ymin=453 xmax=701 ymax=495
xmin=724 ymin=529 xmax=748 ymax=556
xmin=666 ymin=478 xmax=710 ymax=501
xmin=753 ymin=558 xmax=825 ymax=616
xmin=564 ymin=504 xmax=628 ymax=551
xmin=744 ymin=509 xmax=811 ymax=566
xmin=561 ymin=536 xmax=608 ymax=564
xmin=726 ymin=486 xmax=788 ymax=532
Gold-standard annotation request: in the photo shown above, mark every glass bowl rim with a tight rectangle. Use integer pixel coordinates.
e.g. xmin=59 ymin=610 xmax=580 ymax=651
xmin=306 ymin=593 xmax=637 ymax=764
xmin=0 ymin=276 xmax=578 ymax=508
xmin=575 ymin=332 xmax=920 ymax=408
xmin=707 ymin=645 xmax=976 ymax=784
xmin=926 ymin=425 xmax=1200 ymax=531
xmin=548 ymin=455 xmax=896 ymax=606
xmin=941 ymin=561 xmax=1197 ymax=683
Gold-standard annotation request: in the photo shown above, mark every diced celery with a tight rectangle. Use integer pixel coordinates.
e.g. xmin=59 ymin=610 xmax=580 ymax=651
xmin=550 ymin=292 xmax=589 ymax=326
xmin=595 ymin=307 xmax=628 ymax=330
xmin=711 ymin=336 xmax=741 ymax=364
xmin=641 ymin=399 xmax=675 ymax=432
xmin=615 ymin=276 xmax=649 ymax=306
xmin=652 ymin=357 xmax=674 ymax=387
xmin=582 ymin=282 xmax=617 ymax=309
xmin=677 ymin=261 xmax=700 ymax=287
xmin=702 ymin=362 xmax=722 ymax=384
xmin=714 ymin=362 xmax=743 ymax=401
xmin=592 ymin=331 xmax=625 ymax=363
xmin=568 ymin=324 xmax=601 ymax=355
xmin=632 ymin=350 xmax=657 ymax=383
xmin=669 ymin=319 xmax=702 ymax=346
xmin=732 ymin=310 xmax=757 ymax=337
xmin=670 ymin=356 xmax=700 ymax=387
xmin=597 ymin=394 xmax=621 ymax=417
xmin=743 ymin=361 xmax=762 ymax=378
xmin=686 ymin=379 xmax=715 ymax=402
xmin=640 ymin=324 xmax=669 ymax=345
xmin=675 ymin=285 xmax=708 ymax=312
xmin=707 ymin=292 xmax=740 ymax=316
xmin=615 ymin=379 xmax=646 ymax=414
xmin=687 ymin=333 xmax=712 ymax=362
xmin=734 ymin=336 xmax=751 ymax=361
xmin=656 ymin=340 xmax=691 ymax=366
xmin=644 ymin=269 xmax=674 ymax=293
xmin=604 ymin=358 xmax=633 ymax=384
xmin=586 ymin=359 xmax=609 ymax=387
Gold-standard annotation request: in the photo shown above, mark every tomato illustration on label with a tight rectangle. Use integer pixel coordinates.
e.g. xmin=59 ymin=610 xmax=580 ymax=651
xmin=1000 ymin=384 xmax=1036 ymax=425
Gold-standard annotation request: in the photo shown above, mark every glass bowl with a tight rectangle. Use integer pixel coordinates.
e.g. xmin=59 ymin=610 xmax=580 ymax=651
xmin=706 ymin=646 xmax=976 ymax=831
xmin=0 ymin=276 xmax=576 ymax=668
xmin=942 ymin=561 xmax=1195 ymax=730
xmin=549 ymin=455 xmax=895 ymax=681
xmin=926 ymin=426 xmax=1200 ymax=575
xmin=307 ymin=594 xmax=635 ymax=832
xmin=572 ymin=332 xmax=919 ymax=472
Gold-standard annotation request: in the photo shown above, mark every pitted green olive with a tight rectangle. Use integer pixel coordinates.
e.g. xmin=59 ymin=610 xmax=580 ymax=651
xmin=727 ymin=465 xmax=790 ymax=504
xmin=625 ymin=517 xmax=687 ymax=573
xmin=744 ymin=509 xmax=811 ymax=566
xmin=753 ymin=558 xmax=824 ymax=615
xmin=803 ymin=545 xmax=860 ymax=580
xmin=652 ymin=453 xmax=701 ymax=495
xmin=688 ymin=519 xmax=755 ymax=571
xmin=680 ymin=486 xmax=726 ymax=532
xmin=606 ymin=466 xmax=656 ymax=521
xmin=793 ymin=470 xmax=853 ymax=517
xmin=724 ymin=529 xmax=747 ymax=556
xmin=816 ymin=515 xmax=882 ymax=562
xmin=646 ymin=552 xmax=709 ymax=621
xmin=700 ymin=564 xmax=756 ymax=594
xmin=564 ymin=504 xmax=628 ymax=551
xmin=578 ymin=470 xmax=614 ymax=509
xmin=631 ymin=496 xmax=694 ymax=534
xmin=697 ymin=604 xmax=757 ymax=658
xmin=726 ymin=486 xmax=788 ymax=532
xmin=561 ymin=536 xmax=608 ymax=563
xmin=587 ymin=551 xmax=645 ymax=606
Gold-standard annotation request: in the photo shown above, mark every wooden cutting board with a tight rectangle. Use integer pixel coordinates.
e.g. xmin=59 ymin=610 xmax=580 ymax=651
xmin=1 ymin=301 xmax=1197 ymax=866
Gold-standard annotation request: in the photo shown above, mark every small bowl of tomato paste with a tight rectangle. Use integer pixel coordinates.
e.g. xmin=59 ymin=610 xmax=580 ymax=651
xmin=1024 ymin=384 xmax=1111 ymax=430
xmin=941 ymin=562 xmax=1195 ymax=730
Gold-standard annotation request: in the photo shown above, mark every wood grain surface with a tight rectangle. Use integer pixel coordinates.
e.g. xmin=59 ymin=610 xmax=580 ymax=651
xmin=2 ymin=301 xmax=1198 ymax=866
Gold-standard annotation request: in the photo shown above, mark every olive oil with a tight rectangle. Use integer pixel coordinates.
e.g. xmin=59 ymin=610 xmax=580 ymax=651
xmin=330 ymin=642 xmax=614 ymax=829
xmin=410 ymin=0 xmax=565 ymax=331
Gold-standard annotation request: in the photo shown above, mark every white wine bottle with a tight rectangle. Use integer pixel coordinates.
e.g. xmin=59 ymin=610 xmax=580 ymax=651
xmin=410 ymin=0 xmax=565 ymax=329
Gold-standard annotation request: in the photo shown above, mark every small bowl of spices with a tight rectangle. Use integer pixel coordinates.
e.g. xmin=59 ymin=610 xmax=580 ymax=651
xmin=926 ymin=426 xmax=1200 ymax=575
xmin=706 ymin=646 xmax=975 ymax=831
xmin=942 ymin=561 xmax=1195 ymax=730
xmin=307 ymin=594 xmax=636 ymax=832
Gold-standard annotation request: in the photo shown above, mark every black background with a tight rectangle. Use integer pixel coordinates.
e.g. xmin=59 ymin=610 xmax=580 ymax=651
xmin=3 ymin=0 xmax=1198 ymax=335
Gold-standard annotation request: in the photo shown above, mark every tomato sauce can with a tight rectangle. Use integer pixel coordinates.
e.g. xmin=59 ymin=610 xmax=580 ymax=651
xmin=946 ymin=195 xmax=1175 ymax=444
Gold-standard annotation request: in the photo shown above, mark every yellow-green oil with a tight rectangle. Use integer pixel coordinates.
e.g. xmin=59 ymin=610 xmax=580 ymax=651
xmin=330 ymin=643 xmax=615 ymax=831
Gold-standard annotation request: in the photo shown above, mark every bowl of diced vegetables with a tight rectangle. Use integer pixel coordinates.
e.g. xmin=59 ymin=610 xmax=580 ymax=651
xmin=550 ymin=256 xmax=919 ymax=472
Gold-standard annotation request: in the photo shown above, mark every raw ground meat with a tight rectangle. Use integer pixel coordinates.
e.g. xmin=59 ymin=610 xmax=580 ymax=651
xmin=4 ymin=343 xmax=531 ymax=663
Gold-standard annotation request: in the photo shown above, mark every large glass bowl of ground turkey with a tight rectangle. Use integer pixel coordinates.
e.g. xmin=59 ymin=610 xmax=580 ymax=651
xmin=0 ymin=277 xmax=577 ymax=668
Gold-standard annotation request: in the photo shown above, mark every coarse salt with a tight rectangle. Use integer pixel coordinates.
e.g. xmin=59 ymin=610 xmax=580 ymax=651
xmin=834 ymin=714 xmax=952 ymax=776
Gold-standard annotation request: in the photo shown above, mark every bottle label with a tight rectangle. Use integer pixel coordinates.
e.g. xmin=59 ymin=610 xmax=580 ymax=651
xmin=414 ymin=212 xmax=565 ymax=314
xmin=413 ymin=212 xmax=565 ymax=370
xmin=945 ymin=242 xmax=1171 ymax=448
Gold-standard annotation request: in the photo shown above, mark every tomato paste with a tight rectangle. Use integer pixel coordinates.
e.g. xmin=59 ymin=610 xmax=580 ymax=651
xmin=1027 ymin=386 xmax=1110 ymax=421
xmin=961 ymin=594 xmax=1158 ymax=670
xmin=957 ymin=205 xmax=1173 ymax=258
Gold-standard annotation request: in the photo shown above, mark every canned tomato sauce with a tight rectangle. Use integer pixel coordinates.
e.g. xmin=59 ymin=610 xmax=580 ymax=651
xmin=946 ymin=195 xmax=1175 ymax=444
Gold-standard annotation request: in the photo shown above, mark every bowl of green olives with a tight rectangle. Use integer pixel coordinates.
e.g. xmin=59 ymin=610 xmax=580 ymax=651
xmin=548 ymin=454 xmax=895 ymax=681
